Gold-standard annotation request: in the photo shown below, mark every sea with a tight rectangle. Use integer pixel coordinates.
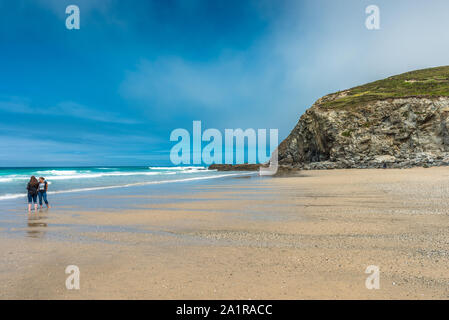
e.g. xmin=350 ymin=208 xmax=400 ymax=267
xmin=0 ymin=166 xmax=254 ymax=202
xmin=0 ymin=166 xmax=262 ymax=240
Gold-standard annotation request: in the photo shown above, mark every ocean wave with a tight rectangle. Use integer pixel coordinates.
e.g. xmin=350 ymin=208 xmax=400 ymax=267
xmin=0 ymin=167 xmax=209 ymax=184
xmin=0 ymin=170 xmax=177 ymax=183
xmin=149 ymin=166 xmax=207 ymax=171
xmin=36 ymin=170 xmax=80 ymax=176
xmin=0 ymin=176 xmax=29 ymax=183
xmin=45 ymin=171 xmax=163 ymax=180
xmin=0 ymin=193 xmax=27 ymax=200
xmin=0 ymin=172 xmax=256 ymax=201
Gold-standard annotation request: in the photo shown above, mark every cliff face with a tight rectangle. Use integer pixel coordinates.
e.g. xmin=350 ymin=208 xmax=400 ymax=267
xmin=278 ymin=67 xmax=449 ymax=169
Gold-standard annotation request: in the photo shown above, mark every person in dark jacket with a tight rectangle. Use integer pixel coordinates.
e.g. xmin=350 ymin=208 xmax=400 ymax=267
xmin=38 ymin=177 xmax=50 ymax=209
xmin=27 ymin=176 xmax=39 ymax=212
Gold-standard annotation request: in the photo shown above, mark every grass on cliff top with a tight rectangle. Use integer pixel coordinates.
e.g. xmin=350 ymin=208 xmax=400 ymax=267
xmin=320 ymin=66 xmax=449 ymax=109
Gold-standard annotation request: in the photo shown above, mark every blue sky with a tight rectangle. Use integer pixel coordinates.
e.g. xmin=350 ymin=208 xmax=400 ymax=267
xmin=1 ymin=0 xmax=449 ymax=166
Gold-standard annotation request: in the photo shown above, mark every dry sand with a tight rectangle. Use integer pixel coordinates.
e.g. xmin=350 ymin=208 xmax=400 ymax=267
xmin=1 ymin=167 xmax=448 ymax=299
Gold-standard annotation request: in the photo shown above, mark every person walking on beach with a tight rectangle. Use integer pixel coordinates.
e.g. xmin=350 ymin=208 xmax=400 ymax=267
xmin=38 ymin=177 xmax=50 ymax=209
xmin=26 ymin=176 xmax=39 ymax=212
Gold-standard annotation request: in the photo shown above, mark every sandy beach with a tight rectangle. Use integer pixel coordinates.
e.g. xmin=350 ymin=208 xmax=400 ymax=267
xmin=1 ymin=167 xmax=448 ymax=299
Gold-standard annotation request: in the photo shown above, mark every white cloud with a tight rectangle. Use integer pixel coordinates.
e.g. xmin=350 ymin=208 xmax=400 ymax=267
xmin=49 ymin=101 xmax=141 ymax=124
xmin=0 ymin=97 xmax=140 ymax=124
xmin=121 ymin=57 xmax=249 ymax=109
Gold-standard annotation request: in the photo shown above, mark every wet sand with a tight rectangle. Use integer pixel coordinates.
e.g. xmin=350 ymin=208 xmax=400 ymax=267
xmin=1 ymin=167 xmax=448 ymax=299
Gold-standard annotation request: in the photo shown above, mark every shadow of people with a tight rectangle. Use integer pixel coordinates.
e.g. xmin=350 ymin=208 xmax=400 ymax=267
xmin=27 ymin=210 xmax=48 ymax=239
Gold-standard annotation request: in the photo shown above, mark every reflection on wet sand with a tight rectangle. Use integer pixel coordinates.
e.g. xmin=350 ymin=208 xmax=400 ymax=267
xmin=27 ymin=210 xmax=48 ymax=238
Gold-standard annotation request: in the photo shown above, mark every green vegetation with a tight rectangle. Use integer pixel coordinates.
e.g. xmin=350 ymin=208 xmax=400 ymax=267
xmin=341 ymin=130 xmax=353 ymax=137
xmin=320 ymin=66 xmax=449 ymax=109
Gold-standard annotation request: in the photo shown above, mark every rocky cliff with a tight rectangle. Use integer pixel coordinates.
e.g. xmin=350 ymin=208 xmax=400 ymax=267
xmin=278 ymin=66 xmax=449 ymax=169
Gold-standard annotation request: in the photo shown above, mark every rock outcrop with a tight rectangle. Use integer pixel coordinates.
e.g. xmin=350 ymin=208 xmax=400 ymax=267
xmin=278 ymin=66 xmax=449 ymax=169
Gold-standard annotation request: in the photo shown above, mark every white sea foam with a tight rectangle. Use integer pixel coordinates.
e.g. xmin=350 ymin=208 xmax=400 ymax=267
xmin=149 ymin=166 xmax=207 ymax=171
xmin=0 ymin=170 xmax=177 ymax=183
xmin=0 ymin=172 xmax=256 ymax=201
xmin=0 ymin=167 xmax=208 ymax=184
xmin=48 ymin=172 xmax=255 ymax=194
xmin=0 ymin=193 xmax=26 ymax=200
xmin=0 ymin=175 xmax=29 ymax=183
xmin=44 ymin=171 xmax=163 ymax=180
xmin=36 ymin=170 xmax=79 ymax=176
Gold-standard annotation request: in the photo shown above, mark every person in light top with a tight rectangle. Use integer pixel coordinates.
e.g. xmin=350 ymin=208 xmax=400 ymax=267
xmin=38 ymin=177 xmax=51 ymax=209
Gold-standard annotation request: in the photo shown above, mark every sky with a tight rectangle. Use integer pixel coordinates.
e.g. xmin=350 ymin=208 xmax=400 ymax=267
xmin=2 ymin=0 xmax=449 ymax=166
